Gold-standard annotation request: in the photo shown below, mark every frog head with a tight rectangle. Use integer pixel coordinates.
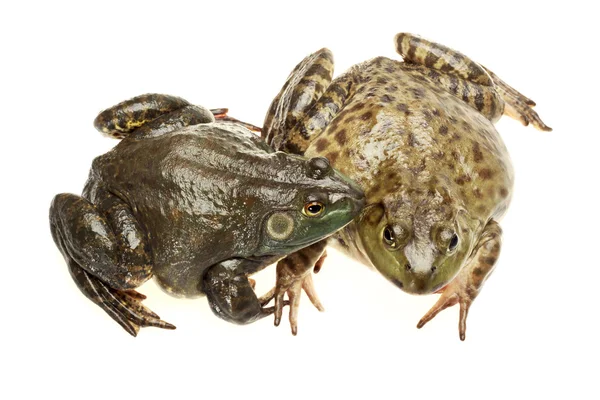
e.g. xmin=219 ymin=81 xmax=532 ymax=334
xmin=254 ymin=154 xmax=365 ymax=256
xmin=357 ymin=186 xmax=479 ymax=294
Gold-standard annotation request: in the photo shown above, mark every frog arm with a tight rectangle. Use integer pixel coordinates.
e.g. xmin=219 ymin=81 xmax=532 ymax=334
xmin=50 ymin=192 xmax=174 ymax=336
xmin=202 ymin=256 xmax=282 ymax=325
xmin=262 ymin=48 xmax=335 ymax=153
xmin=94 ymin=93 xmax=215 ymax=139
xmin=395 ymin=33 xmax=551 ymax=131
xmin=258 ymin=240 xmax=328 ymax=335
xmin=416 ymin=220 xmax=502 ymax=341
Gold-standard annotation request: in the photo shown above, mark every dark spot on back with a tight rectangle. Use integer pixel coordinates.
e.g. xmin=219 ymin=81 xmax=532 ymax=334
xmin=349 ymin=102 xmax=365 ymax=112
xmin=361 ymin=111 xmax=373 ymax=121
xmin=335 ymin=129 xmax=347 ymax=145
xmin=455 ymin=175 xmax=472 ymax=185
xmin=439 ymin=125 xmax=449 ymax=135
xmin=314 ymin=138 xmax=329 ymax=152
xmin=325 ymin=151 xmax=339 ymax=164
xmin=479 ymin=168 xmax=494 ymax=180
xmin=499 ymin=187 xmax=509 ymax=198
xmin=396 ymin=103 xmax=409 ymax=113
xmin=385 ymin=85 xmax=399 ymax=92
xmin=410 ymin=87 xmax=425 ymax=99
xmin=377 ymin=77 xmax=388 ymax=85
xmin=472 ymin=142 xmax=484 ymax=162
xmin=381 ymin=94 xmax=395 ymax=103
xmin=473 ymin=188 xmax=483 ymax=199
xmin=473 ymin=267 xmax=484 ymax=277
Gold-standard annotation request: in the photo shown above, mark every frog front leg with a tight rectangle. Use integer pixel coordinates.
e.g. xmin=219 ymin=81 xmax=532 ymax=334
xmin=416 ymin=220 xmax=502 ymax=341
xmin=258 ymin=240 xmax=328 ymax=335
xmin=395 ymin=33 xmax=551 ymax=131
xmin=202 ymin=257 xmax=283 ymax=325
xmin=50 ymin=193 xmax=175 ymax=336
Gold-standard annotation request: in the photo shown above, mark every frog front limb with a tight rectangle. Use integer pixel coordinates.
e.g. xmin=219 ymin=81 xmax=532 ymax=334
xmin=416 ymin=220 xmax=502 ymax=341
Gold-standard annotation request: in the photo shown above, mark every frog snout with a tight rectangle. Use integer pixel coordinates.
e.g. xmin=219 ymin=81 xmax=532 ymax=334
xmin=341 ymin=187 xmax=366 ymax=215
xmin=404 ymin=265 xmax=438 ymax=294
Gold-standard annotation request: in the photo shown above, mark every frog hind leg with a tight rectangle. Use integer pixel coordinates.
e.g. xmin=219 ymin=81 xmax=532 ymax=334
xmin=93 ymin=93 xmax=216 ymax=139
xmin=262 ymin=48 xmax=335 ymax=153
xmin=209 ymin=107 xmax=263 ymax=133
xmin=416 ymin=220 xmax=502 ymax=341
xmin=50 ymin=193 xmax=175 ymax=336
xmin=481 ymin=66 xmax=552 ymax=131
xmin=395 ymin=33 xmax=551 ymax=131
xmin=202 ymin=257 xmax=285 ymax=325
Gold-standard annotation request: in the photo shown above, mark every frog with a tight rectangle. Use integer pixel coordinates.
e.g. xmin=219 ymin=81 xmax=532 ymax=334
xmin=49 ymin=93 xmax=365 ymax=336
xmin=261 ymin=33 xmax=551 ymax=339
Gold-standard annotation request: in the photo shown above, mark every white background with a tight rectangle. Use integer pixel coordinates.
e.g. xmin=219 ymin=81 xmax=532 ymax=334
xmin=2 ymin=1 xmax=598 ymax=399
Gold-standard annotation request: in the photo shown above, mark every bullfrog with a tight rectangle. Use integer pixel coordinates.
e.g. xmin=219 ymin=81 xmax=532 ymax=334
xmin=262 ymin=33 xmax=550 ymax=339
xmin=49 ymin=94 xmax=365 ymax=336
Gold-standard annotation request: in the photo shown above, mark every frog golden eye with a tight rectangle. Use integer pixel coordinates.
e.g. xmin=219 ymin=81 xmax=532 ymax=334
xmin=383 ymin=226 xmax=397 ymax=248
xmin=303 ymin=201 xmax=325 ymax=217
xmin=448 ymin=234 xmax=459 ymax=252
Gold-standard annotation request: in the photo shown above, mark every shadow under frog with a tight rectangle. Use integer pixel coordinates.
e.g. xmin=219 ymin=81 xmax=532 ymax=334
xmin=50 ymin=94 xmax=365 ymax=336
xmin=262 ymin=33 xmax=550 ymax=339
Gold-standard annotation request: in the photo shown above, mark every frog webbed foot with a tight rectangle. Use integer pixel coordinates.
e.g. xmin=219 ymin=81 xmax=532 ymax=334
xmin=69 ymin=260 xmax=176 ymax=336
xmin=482 ymin=67 xmax=552 ymax=132
xmin=260 ymin=243 xmax=328 ymax=335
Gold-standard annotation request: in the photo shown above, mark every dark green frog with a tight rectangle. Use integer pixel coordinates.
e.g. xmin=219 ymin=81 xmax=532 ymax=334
xmin=50 ymin=94 xmax=365 ymax=336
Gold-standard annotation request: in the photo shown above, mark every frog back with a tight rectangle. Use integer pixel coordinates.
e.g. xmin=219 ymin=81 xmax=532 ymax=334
xmin=305 ymin=57 xmax=514 ymax=222
xmin=86 ymin=123 xmax=281 ymax=268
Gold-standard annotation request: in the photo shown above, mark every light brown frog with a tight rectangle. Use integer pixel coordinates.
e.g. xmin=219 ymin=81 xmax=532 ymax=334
xmin=260 ymin=33 xmax=551 ymax=339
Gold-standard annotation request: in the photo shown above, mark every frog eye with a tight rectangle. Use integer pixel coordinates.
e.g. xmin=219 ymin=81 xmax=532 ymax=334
xmin=448 ymin=234 xmax=459 ymax=252
xmin=303 ymin=201 xmax=325 ymax=217
xmin=383 ymin=226 xmax=397 ymax=248
xmin=308 ymin=157 xmax=331 ymax=179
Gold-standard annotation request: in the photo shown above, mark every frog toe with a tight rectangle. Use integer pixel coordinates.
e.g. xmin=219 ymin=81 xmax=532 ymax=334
xmin=417 ymin=291 xmax=472 ymax=341
xmin=70 ymin=260 xmax=175 ymax=336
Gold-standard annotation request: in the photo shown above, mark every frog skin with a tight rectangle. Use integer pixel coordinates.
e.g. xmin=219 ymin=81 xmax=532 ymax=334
xmin=50 ymin=94 xmax=365 ymax=336
xmin=261 ymin=33 xmax=550 ymax=339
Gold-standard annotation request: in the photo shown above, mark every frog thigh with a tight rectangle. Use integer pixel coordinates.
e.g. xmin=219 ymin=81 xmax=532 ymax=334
xmin=263 ymin=48 xmax=334 ymax=152
xmin=50 ymin=193 xmax=172 ymax=336
xmin=202 ymin=257 xmax=279 ymax=325
xmin=395 ymin=33 xmax=551 ymax=130
xmin=94 ymin=93 xmax=215 ymax=139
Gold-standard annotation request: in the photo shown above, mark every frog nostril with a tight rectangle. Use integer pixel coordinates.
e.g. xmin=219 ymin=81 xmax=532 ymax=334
xmin=405 ymin=263 xmax=412 ymax=271
xmin=431 ymin=266 xmax=437 ymax=273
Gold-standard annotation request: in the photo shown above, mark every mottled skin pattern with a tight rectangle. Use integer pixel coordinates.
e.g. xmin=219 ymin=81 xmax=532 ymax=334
xmin=50 ymin=94 xmax=365 ymax=336
xmin=263 ymin=33 xmax=550 ymax=339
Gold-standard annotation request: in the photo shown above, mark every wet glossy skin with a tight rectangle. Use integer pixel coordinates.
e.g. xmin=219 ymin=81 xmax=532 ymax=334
xmin=50 ymin=94 xmax=365 ymax=336
xmin=263 ymin=33 xmax=550 ymax=339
